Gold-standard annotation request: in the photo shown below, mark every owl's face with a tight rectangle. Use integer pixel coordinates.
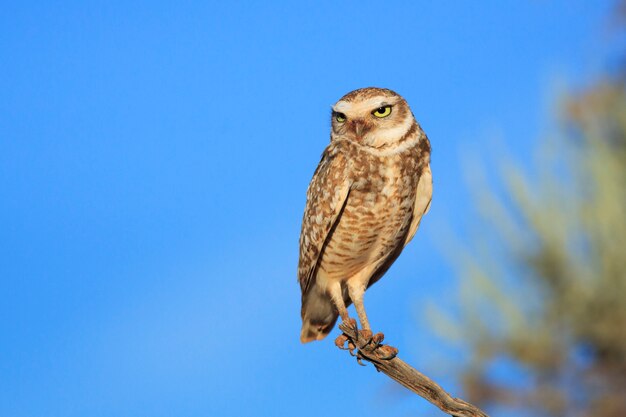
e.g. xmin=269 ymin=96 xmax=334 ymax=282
xmin=330 ymin=87 xmax=415 ymax=148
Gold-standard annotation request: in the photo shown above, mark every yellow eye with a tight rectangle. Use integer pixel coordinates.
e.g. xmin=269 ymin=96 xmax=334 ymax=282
xmin=372 ymin=105 xmax=392 ymax=118
xmin=334 ymin=112 xmax=346 ymax=123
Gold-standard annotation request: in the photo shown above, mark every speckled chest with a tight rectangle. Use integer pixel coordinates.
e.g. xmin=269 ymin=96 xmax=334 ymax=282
xmin=319 ymin=141 xmax=424 ymax=279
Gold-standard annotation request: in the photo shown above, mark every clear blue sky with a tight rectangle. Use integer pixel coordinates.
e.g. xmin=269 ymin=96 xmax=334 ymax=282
xmin=0 ymin=1 xmax=614 ymax=416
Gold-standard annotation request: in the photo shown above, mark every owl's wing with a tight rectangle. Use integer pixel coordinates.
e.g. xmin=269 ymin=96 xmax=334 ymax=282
xmin=298 ymin=148 xmax=351 ymax=294
xmin=405 ymin=163 xmax=433 ymax=245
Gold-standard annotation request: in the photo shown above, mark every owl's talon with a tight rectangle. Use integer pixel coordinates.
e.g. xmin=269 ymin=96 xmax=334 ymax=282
xmin=377 ymin=345 xmax=399 ymax=360
xmin=356 ymin=354 xmax=367 ymax=366
xmin=347 ymin=341 xmax=357 ymax=356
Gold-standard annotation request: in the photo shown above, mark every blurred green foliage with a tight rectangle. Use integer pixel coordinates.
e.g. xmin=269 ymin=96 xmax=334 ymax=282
xmin=432 ymin=9 xmax=626 ymax=417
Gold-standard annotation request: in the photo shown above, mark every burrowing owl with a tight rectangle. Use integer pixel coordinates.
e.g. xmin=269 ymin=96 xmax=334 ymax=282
xmin=298 ymin=87 xmax=432 ymax=343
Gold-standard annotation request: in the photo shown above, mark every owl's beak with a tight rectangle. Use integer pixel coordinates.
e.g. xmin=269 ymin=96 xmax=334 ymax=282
xmin=350 ymin=119 xmax=368 ymax=139
xmin=355 ymin=122 xmax=364 ymax=137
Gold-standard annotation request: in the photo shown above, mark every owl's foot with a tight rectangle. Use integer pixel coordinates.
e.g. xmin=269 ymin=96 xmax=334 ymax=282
xmin=334 ymin=333 xmax=349 ymax=349
xmin=356 ymin=330 xmax=383 ymax=348
xmin=357 ymin=330 xmax=384 ymax=343
xmin=361 ymin=331 xmax=397 ymax=359
xmin=376 ymin=344 xmax=399 ymax=360
xmin=336 ymin=322 xmax=398 ymax=363
xmin=335 ymin=318 xmax=358 ymax=354
xmin=372 ymin=332 xmax=385 ymax=345
xmin=334 ymin=334 xmax=356 ymax=354
xmin=354 ymin=333 xmax=397 ymax=364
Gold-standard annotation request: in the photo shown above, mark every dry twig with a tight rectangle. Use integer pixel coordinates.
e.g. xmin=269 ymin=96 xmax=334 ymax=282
xmin=337 ymin=321 xmax=489 ymax=417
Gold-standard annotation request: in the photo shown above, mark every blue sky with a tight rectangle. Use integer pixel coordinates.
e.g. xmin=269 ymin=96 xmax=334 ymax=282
xmin=0 ymin=1 xmax=615 ymax=416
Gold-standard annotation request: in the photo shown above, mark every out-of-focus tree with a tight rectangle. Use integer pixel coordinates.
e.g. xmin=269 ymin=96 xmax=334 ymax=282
xmin=430 ymin=4 xmax=626 ymax=417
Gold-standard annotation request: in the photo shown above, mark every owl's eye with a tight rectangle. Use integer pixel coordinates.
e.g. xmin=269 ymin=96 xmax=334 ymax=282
xmin=372 ymin=105 xmax=392 ymax=118
xmin=334 ymin=112 xmax=346 ymax=123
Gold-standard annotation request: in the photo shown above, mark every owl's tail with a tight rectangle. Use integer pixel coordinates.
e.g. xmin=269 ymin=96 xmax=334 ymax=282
xmin=300 ymin=285 xmax=339 ymax=343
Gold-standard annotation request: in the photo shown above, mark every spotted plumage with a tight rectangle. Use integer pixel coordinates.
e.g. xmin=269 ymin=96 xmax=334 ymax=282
xmin=298 ymin=87 xmax=432 ymax=343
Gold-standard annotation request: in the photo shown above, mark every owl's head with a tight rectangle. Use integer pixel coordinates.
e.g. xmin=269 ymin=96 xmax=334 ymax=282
xmin=330 ymin=87 xmax=416 ymax=149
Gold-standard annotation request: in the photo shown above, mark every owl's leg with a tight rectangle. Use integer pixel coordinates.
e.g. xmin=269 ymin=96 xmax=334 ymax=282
xmin=329 ymin=281 xmax=358 ymax=351
xmin=328 ymin=281 xmax=351 ymax=323
xmin=346 ymin=281 xmax=394 ymax=358
xmin=347 ymin=282 xmax=374 ymax=344
xmin=347 ymin=281 xmax=370 ymax=331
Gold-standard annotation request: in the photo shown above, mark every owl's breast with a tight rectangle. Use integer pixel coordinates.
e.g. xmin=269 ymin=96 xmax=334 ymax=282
xmin=317 ymin=159 xmax=419 ymax=283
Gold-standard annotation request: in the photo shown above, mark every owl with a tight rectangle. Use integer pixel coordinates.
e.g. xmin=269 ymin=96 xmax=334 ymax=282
xmin=298 ymin=87 xmax=433 ymax=343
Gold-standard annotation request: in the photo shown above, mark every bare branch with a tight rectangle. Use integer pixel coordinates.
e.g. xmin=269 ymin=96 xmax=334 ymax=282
xmin=337 ymin=322 xmax=489 ymax=417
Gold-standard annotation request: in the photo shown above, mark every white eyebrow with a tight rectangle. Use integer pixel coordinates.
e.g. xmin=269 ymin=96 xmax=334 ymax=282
xmin=332 ymin=97 xmax=397 ymax=114
xmin=333 ymin=101 xmax=351 ymax=112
